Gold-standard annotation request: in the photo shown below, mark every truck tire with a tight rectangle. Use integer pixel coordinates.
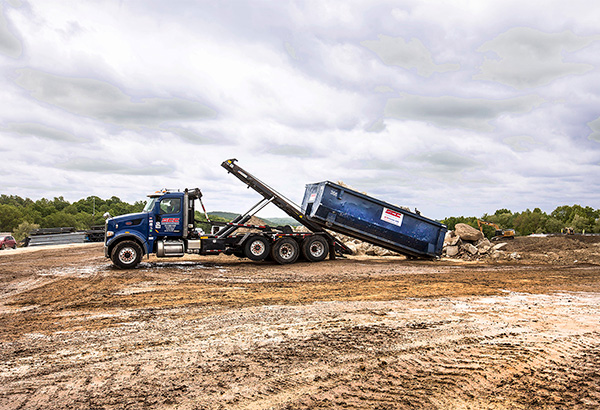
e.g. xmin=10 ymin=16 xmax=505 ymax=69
xmin=111 ymin=240 xmax=142 ymax=269
xmin=271 ymin=237 xmax=299 ymax=264
xmin=301 ymin=235 xmax=329 ymax=262
xmin=243 ymin=236 xmax=270 ymax=261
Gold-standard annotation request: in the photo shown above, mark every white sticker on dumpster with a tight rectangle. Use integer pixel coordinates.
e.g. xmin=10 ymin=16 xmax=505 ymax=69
xmin=381 ymin=207 xmax=403 ymax=227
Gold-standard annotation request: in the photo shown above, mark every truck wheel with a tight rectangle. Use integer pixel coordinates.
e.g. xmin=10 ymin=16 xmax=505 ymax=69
xmin=301 ymin=235 xmax=329 ymax=262
xmin=243 ymin=236 xmax=270 ymax=261
xmin=271 ymin=238 xmax=299 ymax=264
xmin=111 ymin=240 xmax=142 ymax=269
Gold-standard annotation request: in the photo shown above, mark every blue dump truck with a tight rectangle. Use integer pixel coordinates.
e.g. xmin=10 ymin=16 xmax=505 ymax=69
xmin=104 ymin=159 xmax=446 ymax=269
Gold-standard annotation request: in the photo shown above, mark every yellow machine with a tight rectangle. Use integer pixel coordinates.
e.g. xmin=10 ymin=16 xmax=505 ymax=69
xmin=477 ymin=220 xmax=515 ymax=240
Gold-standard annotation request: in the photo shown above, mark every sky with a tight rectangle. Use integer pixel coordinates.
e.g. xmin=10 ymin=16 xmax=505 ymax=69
xmin=1 ymin=0 xmax=599 ymax=220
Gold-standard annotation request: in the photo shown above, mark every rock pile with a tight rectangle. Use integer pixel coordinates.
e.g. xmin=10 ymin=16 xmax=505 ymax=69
xmin=295 ymin=226 xmax=400 ymax=257
xmin=443 ymin=223 xmax=517 ymax=260
xmin=337 ymin=235 xmax=399 ymax=257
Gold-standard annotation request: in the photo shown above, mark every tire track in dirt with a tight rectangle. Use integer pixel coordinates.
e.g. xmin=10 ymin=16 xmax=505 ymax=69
xmin=231 ymin=328 xmax=600 ymax=409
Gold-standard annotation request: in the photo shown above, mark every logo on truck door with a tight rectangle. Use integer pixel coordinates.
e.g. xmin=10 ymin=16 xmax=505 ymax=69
xmin=381 ymin=207 xmax=404 ymax=227
xmin=162 ymin=218 xmax=180 ymax=223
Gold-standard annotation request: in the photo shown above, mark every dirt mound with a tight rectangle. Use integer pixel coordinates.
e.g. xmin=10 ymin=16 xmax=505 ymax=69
xmin=504 ymin=236 xmax=598 ymax=252
xmin=232 ymin=215 xmax=271 ymax=233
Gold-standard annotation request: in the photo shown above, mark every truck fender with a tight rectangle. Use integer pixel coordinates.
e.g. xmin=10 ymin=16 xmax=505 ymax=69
xmin=106 ymin=232 xmax=148 ymax=256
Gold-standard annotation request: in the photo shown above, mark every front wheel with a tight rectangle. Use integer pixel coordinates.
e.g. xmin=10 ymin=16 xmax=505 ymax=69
xmin=271 ymin=238 xmax=300 ymax=264
xmin=111 ymin=240 xmax=143 ymax=269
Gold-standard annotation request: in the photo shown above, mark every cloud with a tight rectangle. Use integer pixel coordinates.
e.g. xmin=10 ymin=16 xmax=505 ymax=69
xmin=365 ymin=118 xmax=386 ymax=133
xmin=265 ymin=144 xmax=316 ymax=158
xmin=360 ymin=35 xmax=460 ymax=77
xmin=14 ymin=68 xmax=217 ymax=128
xmin=588 ymin=117 xmax=600 ymax=143
xmin=0 ymin=6 xmax=22 ymax=58
xmin=475 ymin=28 xmax=600 ymax=89
xmin=161 ymin=127 xmax=226 ymax=145
xmin=408 ymin=150 xmax=481 ymax=173
xmin=503 ymin=135 xmax=541 ymax=152
xmin=384 ymin=93 xmax=544 ymax=131
xmin=57 ymin=158 xmax=173 ymax=176
xmin=2 ymin=122 xmax=85 ymax=142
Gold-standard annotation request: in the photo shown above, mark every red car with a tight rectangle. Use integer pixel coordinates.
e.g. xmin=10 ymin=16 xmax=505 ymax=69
xmin=0 ymin=235 xmax=17 ymax=250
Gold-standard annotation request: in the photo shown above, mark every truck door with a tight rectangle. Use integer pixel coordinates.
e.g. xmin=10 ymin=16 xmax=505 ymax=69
xmin=155 ymin=195 xmax=184 ymax=237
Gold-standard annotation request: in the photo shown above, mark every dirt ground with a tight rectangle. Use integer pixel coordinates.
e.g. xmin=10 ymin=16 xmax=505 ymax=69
xmin=0 ymin=236 xmax=599 ymax=409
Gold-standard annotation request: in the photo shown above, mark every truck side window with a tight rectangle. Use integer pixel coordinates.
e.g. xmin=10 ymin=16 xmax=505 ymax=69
xmin=160 ymin=198 xmax=181 ymax=214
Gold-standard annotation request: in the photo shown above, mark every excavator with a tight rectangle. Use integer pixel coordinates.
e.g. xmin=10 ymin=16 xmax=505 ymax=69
xmin=477 ymin=220 xmax=515 ymax=240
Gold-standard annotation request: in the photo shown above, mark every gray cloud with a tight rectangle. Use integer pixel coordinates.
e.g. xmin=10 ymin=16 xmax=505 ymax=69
xmin=475 ymin=28 xmax=600 ymax=89
xmin=14 ymin=68 xmax=216 ymax=128
xmin=365 ymin=118 xmax=386 ymax=133
xmin=57 ymin=158 xmax=173 ymax=176
xmin=408 ymin=151 xmax=480 ymax=173
xmin=3 ymin=122 xmax=85 ymax=142
xmin=0 ymin=6 xmax=22 ymax=58
xmin=361 ymin=35 xmax=460 ymax=77
xmin=266 ymin=145 xmax=316 ymax=158
xmin=162 ymin=127 xmax=223 ymax=145
xmin=588 ymin=117 xmax=600 ymax=143
xmin=384 ymin=93 xmax=544 ymax=131
xmin=503 ymin=135 xmax=541 ymax=152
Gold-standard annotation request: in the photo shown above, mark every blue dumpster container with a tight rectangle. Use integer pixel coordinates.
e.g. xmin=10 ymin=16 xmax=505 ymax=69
xmin=301 ymin=181 xmax=447 ymax=258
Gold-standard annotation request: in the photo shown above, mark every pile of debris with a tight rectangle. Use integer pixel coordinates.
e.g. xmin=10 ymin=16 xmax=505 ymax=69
xmin=443 ymin=223 xmax=518 ymax=260
xmin=293 ymin=226 xmax=400 ymax=257
xmin=336 ymin=234 xmax=400 ymax=257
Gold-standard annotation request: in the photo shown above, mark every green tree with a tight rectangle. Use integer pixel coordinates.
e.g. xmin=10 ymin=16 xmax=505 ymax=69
xmin=0 ymin=204 xmax=24 ymax=232
xmin=42 ymin=211 xmax=79 ymax=229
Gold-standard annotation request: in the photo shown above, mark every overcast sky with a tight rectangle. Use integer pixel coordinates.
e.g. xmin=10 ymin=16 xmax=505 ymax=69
xmin=1 ymin=0 xmax=599 ymax=220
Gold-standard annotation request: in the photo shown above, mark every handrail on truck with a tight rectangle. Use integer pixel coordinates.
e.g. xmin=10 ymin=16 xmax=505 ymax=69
xmin=221 ymin=158 xmax=351 ymax=258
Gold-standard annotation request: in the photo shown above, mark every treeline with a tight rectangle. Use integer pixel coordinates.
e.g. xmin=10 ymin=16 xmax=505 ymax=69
xmin=442 ymin=205 xmax=600 ymax=239
xmin=1 ymin=194 xmax=598 ymax=241
xmin=0 ymin=194 xmax=145 ymax=234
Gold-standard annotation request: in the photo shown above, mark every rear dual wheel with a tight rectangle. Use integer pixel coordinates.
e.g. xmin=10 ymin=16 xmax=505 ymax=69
xmin=301 ymin=235 xmax=329 ymax=262
xmin=271 ymin=238 xmax=299 ymax=264
xmin=243 ymin=236 xmax=270 ymax=261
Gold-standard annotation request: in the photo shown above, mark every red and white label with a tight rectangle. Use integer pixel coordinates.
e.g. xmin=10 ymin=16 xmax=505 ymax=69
xmin=162 ymin=218 xmax=180 ymax=223
xmin=309 ymin=193 xmax=317 ymax=202
xmin=381 ymin=207 xmax=403 ymax=227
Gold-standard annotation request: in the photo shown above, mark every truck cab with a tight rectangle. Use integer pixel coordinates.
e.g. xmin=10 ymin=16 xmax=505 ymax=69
xmin=104 ymin=188 xmax=203 ymax=268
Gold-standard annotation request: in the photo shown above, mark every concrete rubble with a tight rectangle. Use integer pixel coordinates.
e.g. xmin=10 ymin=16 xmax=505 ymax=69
xmin=442 ymin=223 xmax=520 ymax=260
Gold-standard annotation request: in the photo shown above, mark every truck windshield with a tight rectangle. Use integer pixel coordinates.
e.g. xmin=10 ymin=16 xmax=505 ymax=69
xmin=143 ymin=197 xmax=158 ymax=212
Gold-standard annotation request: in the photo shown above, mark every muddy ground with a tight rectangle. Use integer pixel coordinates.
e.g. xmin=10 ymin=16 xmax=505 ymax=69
xmin=0 ymin=236 xmax=599 ymax=409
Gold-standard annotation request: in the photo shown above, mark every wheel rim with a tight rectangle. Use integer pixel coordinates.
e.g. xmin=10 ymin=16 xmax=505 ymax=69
xmin=119 ymin=247 xmax=136 ymax=264
xmin=279 ymin=243 xmax=295 ymax=260
xmin=250 ymin=240 xmax=266 ymax=256
xmin=309 ymin=241 xmax=325 ymax=258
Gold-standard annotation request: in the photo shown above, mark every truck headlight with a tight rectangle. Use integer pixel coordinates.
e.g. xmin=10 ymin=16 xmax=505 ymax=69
xmin=106 ymin=231 xmax=114 ymax=237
